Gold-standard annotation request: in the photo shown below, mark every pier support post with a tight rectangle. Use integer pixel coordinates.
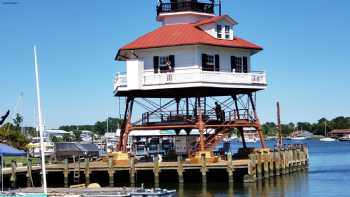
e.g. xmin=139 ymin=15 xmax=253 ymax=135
xmin=64 ymin=158 xmax=69 ymax=188
xmin=200 ymin=153 xmax=207 ymax=184
xmin=297 ymin=145 xmax=301 ymax=170
xmin=281 ymin=149 xmax=286 ymax=175
xmin=295 ymin=146 xmax=299 ymax=171
xmin=244 ymin=153 xmax=257 ymax=183
xmin=108 ymin=157 xmax=115 ymax=187
xmin=10 ymin=160 xmax=17 ymax=188
xmin=301 ymin=145 xmax=307 ymax=169
xmin=285 ymin=147 xmax=290 ymax=174
xmin=256 ymin=151 xmax=262 ymax=179
xmin=299 ymin=145 xmax=304 ymax=169
xmin=26 ymin=158 xmax=33 ymax=188
xmin=263 ymin=150 xmax=269 ymax=178
xmin=289 ymin=145 xmax=294 ymax=173
xmin=153 ymin=155 xmax=160 ymax=188
xmin=269 ymin=150 xmax=274 ymax=177
xmin=129 ymin=155 xmax=136 ymax=187
xmin=84 ymin=158 xmax=90 ymax=186
xmin=303 ymin=144 xmax=309 ymax=169
xmin=291 ymin=146 xmax=296 ymax=172
xmin=177 ymin=156 xmax=184 ymax=184
xmin=275 ymin=150 xmax=280 ymax=176
xmin=227 ymin=152 xmax=234 ymax=183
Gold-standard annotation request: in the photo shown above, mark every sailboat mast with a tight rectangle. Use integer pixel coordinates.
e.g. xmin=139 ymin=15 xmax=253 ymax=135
xmin=33 ymin=46 xmax=48 ymax=194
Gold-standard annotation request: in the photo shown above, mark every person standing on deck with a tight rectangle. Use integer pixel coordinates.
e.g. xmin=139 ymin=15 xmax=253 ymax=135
xmin=214 ymin=102 xmax=222 ymax=122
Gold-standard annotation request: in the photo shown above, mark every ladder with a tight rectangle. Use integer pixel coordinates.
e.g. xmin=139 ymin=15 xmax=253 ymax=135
xmin=73 ymin=156 xmax=81 ymax=184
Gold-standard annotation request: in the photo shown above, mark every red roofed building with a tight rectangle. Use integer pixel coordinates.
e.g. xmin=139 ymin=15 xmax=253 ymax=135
xmin=114 ymin=0 xmax=268 ymax=153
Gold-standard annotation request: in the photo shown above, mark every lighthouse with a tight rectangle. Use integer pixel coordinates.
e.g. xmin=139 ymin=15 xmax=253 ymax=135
xmin=114 ymin=0 xmax=267 ymax=157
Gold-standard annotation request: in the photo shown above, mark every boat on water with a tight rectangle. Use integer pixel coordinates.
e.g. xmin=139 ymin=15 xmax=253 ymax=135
xmin=239 ymin=128 xmax=260 ymax=143
xmin=320 ymin=137 xmax=336 ymax=142
xmin=320 ymin=122 xmax=336 ymax=142
xmin=0 ymin=193 xmax=47 ymax=197
xmin=129 ymin=188 xmax=176 ymax=197
xmin=27 ymin=137 xmax=55 ymax=158
xmin=287 ymin=128 xmax=314 ymax=141
xmin=289 ymin=136 xmax=306 ymax=141
xmin=339 ymin=134 xmax=350 ymax=141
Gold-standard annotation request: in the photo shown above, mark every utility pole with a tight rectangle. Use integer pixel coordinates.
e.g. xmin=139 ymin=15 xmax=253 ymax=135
xmin=276 ymin=102 xmax=283 ymax=149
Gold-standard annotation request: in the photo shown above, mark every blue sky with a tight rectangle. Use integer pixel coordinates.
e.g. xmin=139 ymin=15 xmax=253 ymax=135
xmin=0 ymin=0 xmax=349 ymax=128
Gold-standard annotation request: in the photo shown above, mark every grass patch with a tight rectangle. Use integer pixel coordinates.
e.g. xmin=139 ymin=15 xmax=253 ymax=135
xmin=2 ymin=156 xmax=40 ymax=167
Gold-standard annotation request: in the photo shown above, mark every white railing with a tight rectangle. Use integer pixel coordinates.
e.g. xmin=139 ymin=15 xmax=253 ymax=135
xmin=113 ymin=73 xmax=127 ymax=90
xmin=143 ymin=70 xmax=267 ymax=86
xmin=114 ymin=70 xmax=266 ymax=91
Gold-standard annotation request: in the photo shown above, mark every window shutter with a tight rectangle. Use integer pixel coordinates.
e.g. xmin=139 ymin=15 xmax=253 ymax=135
xmin=201 ymin=54 xmax=207 ymax=71
xmin=169 ymin=55 xmax=175 ymax=72
xmin=153 ymin=56 xmax=159 ymax=73
xmin=231 ymin=56 xmax=237 ymax=72
xmin=243 ymin=56 xmax=248 ymax=73
xmin=215 ymin=54 xmax=220 ymax=71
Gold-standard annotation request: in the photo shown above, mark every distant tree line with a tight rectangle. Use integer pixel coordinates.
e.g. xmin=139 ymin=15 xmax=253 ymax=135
xmin=59 ymin=117 xmax=123 ymax=136
xmin=1 ymin=113 xmax=348 ymax=149
xmin=262 ymin=116 xmax=350 ymax=136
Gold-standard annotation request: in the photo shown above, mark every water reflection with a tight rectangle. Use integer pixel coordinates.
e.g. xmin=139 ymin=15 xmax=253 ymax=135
xmin=173 ymin=171 xmax=308 ymax=197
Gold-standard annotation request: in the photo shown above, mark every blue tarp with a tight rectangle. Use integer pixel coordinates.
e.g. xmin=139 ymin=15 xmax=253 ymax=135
xmin=0 ymin=143 xmax=25 ymax=157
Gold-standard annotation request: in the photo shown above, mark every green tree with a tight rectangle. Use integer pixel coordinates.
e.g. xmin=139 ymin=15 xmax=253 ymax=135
xmin=13 ymin=113 xmax=23 ymax=130
xmin=0 ymin=123 xmax=29 ymax=150
xmin=73 ymin=130 xmax=82 ymax=141
xmin=62 ymin=133 xmax=72 ymax=142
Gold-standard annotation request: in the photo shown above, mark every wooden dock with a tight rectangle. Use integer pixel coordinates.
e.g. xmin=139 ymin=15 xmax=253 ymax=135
xmin=5 ymin=144 xmax=309 ymax=188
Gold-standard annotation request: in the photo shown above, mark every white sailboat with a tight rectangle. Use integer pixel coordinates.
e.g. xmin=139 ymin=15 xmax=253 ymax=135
xmin=320 ymin=122 xmax=336 ymax=142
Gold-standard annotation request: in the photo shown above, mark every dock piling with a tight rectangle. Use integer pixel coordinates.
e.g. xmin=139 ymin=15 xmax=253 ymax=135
xmin=177 ymin=156 xmax=184 ymax=184
xmin=108 ymin=157 xmax=115 ymax=187
xmin=84 ymin=158 xmax=90 ymax=186
xmin=26 ymin=158 xmax=33 ymax=188
xmin=10 ymin=160 xmax=17 ymax=188
xmin=263 ymin=150 xmax=269 ymax=178
xmin=63 ymin=158 xmax=69 ymax=188
xmin=275 ymin=150 xmax=281 ymax=176
xmin=256 ymin=151 xmax=262 ymax=179
xmin=244 ymin=153 xmax=257 ymax=183
xmin=153 ymin=155 xmax=160 ymax=188
xmin=269 ymin=150 xmax=274 ymax=177
xmin=129 ymin=155 xmax=136 ymax=187
xmin=227 ymin=152 xmax=234 ymax=183
xmin=200 ymin=153 xmax=207 ymax=184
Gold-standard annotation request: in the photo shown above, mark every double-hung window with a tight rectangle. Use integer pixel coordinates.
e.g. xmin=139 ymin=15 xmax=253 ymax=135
xmin=231 ymin=56 xmax=248 ymax=73
xmin=207 ymin=55 xmax=214 ymax=66
xmin=202 ymin=54 xmax=220 ymax=71
xmin=216 ymin=25 xmax=222 ymax=39
xmin=153 ymin=55 xmax=175 ymax=73
xmin=225 ymin=26 xmax=230 ymax=39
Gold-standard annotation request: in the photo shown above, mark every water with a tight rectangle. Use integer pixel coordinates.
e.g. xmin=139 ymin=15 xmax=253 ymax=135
xmin=163 ymin=140 xmax=350 ymax=197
